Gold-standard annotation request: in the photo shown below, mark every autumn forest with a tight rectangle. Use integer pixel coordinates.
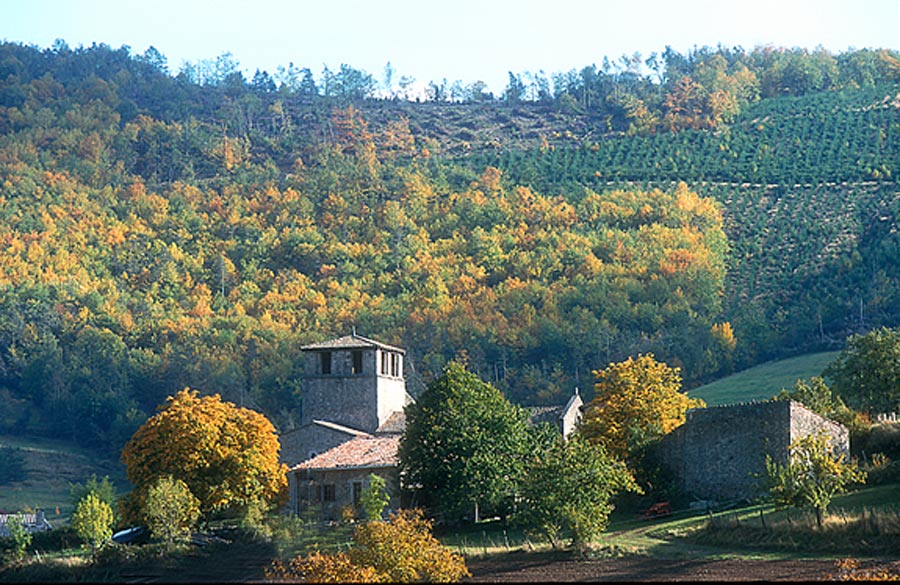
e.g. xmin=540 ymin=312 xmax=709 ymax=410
xmin=0 ymin=40 xmax=899 ymax=454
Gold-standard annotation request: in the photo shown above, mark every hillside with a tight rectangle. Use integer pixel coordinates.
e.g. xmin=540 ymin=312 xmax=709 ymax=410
xmin=0 ymin=435 xmax=126 ymax=521
xmin=687 ymin=351 xmax=841 ymax=406
xmin=0 ymin=41 xmax=898 ymax=453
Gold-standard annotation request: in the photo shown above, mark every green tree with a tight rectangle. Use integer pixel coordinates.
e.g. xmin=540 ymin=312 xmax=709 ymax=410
xmin=516 ymin=435 xmax=640 ymax=552
xmin=360 ymin=473 xmax=390 ymax=522
xmin=399 ymin=361 xmax=535 ymax=523
xmin=824 ymin=327 xmax=900 ymax=414
xmin=144 ymin=475 xmax=200 ymax=545
xmin=764 ymin=432 xmax=866 ymax=527
xmin=5 ymin=515 xmax=31 ymax=562
xmin=69 ymin=474 xmax=117 ymax=518
xmin=71 ymin=493 xmax=114 ymax=554
xmin=773 ymin=377 xmax=863 ymax=432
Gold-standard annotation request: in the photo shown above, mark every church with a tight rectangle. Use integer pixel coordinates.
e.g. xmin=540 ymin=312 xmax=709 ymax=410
xmin=281 ymin=333 xmax=582 ymax=520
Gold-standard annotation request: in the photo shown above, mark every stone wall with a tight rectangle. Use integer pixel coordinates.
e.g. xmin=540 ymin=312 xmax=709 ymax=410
xmin=289 ymin=467 xmax=402 ymax=521
xmin=658 ymin=400 xmax=850 ymax=502
xmin=302 ymin=348 xmax=381 ymax=432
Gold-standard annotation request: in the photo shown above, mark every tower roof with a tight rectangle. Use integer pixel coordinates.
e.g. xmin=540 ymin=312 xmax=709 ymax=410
xmin=300 ymin=334 xmax=405 ymax=354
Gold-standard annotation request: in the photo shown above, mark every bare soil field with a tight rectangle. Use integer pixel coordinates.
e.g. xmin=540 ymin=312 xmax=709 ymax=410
xmin=464 ymin=550 xmax=895 ymax=582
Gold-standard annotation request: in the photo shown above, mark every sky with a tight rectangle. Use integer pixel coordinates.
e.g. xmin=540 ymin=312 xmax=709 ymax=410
xmin=2 ymin=0 xmax=898 ymax=95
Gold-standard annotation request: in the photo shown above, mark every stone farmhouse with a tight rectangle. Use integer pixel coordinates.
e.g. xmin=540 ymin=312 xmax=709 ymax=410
xmin=281 ymin=333 xmax=582 ymax=521
xmin=657 ymin=400 xmax=850 ymax=502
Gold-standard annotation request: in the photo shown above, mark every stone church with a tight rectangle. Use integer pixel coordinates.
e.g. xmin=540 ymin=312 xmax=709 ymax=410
xmin=281 ymin=333 xmax=583 ymax=520
xmin=281 ymin=334 xmax=412 ymax=520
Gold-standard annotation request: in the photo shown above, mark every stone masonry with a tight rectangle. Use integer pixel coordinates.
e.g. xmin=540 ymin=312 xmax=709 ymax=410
xmin=657 ymin=400 xmax=850 ymax=502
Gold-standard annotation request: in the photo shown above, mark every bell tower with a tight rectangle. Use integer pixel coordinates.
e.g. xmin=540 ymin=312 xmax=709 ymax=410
xmin=300 ymin=334 xmax=410 ymax=433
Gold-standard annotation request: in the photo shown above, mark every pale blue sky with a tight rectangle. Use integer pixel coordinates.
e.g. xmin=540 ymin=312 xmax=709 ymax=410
xmin=2 ymin=0 xmax=898 ymax=94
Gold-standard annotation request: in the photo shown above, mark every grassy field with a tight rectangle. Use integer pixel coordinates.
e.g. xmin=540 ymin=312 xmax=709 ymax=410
xmin=0 ymin=435 xmax=128 ymax=523
xmin=687 ymin=351 xmax=841 ymax=406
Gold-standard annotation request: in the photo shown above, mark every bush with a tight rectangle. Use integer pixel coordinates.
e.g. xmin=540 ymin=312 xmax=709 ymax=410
xmin=143 ymin=475 xmax=200 ymax=545
xmin=4 ymin=514 xmax=32 ymax=561
xmin=266 ymin=509 xmax=469 ymax=583
xmin=71 ymin=493 xmax=114 ymax=554
xmin=856 ymin=422 xmax=900 ymax=460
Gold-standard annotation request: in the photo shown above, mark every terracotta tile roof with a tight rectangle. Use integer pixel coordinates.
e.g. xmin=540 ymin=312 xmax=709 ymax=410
xmin=376 ymin=411 xmax=406 ymax=434
xmin=301 ymin=334 xmax=405 ymax=354
xmin=292 ymin=435 xmax=400 ymax=471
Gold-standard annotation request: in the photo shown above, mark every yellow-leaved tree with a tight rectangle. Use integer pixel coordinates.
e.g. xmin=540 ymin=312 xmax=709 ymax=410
xmin=266 ymin=509 xmax=469 ymax=583
xmin=121 ymin=388 xmax=287 ymax=522
xmin=579 ymin=354 xmax=705 ymax=462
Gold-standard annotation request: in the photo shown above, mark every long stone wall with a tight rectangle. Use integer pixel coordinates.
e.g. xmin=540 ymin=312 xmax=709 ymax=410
xmin=658 ymin=400 xmax=850 ymax=502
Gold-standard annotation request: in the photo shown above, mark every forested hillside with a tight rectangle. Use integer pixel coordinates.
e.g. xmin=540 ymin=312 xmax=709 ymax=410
xmin=0 ymin=40 xmax=897 ymax=453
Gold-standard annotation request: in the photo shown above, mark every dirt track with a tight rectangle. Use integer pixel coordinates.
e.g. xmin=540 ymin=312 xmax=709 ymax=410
xmin=464 ymin=551 xmax=847 ymax=582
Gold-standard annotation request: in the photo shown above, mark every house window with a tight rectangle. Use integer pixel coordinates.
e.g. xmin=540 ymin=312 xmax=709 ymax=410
xmin=352 ymin=350 xmax=363 ymax=374
xmin=320 ymin=351 xmax=332 ymax=375
xmin=381 ymin=351 xmax=389 ymax=375
xmin=314 ymin=484 xmax=322 ymax=502
xmin=323 ymin=484 xmax=336 ymax=502
xmin=352 ymin=482 xmax=363 ymax=507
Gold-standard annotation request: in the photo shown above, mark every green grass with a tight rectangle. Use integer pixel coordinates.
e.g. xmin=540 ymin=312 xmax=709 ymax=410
xmin=0 ymin=435 xmax=128 ymax=523
xmin=438 ymin=482 xmax=900 ymax=561
xmin=688 ymin=351 xmax=841 ymax=406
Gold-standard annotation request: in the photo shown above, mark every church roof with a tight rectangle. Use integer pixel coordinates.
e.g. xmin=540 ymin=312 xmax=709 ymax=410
xmin=291 ymin=435 xmax=400 ymax=471
xmin=301 ymin=334 xmax=405 ymax=354
xmin=528 ymin=405 xmax=565 ymax=424
xmin=375 ymin=411 xmax=406 ymax=434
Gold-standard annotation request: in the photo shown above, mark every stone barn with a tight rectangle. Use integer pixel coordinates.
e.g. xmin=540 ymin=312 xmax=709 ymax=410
xmin=657 ymin=400 xmax=850 ymax=502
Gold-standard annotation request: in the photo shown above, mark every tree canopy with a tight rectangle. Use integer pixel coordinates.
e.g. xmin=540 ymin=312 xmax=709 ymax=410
xmin=0 ymin=40 xmax=898 ymax=460
xmin=579 ymin=354 xmax=705 ymax=461
xmin=824 ymin=327 xmax=900 ymax=414
xmin=516 ymin=434 xmax=640 ymax=551
xmin=399 ymin=361 xmax=538 ymax=523
xmin=764 ymin=432 xmax=866 ymax=527
xmin=121 ymin=388 xmax=287 ymax=519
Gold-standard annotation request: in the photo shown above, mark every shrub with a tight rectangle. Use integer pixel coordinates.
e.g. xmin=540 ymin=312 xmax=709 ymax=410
xmin=266 ymin=509 xmax=469 ymax=583
xmin=360 ymin=474 xmax=390 ymax=521
xmin=268 ymin=550 xmax=381 ymax=583
xmin=71 ymin=493 xmax=114 ymax=554
xmin=143 ymin=475 xmax=200 ymax=545
xmin=4 ymin=514 xmax=32 ymax=561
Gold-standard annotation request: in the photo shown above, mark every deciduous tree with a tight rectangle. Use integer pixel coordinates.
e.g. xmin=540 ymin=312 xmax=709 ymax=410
xmin=516 ymin=435 xmax=640 ymax=552
xmin=824 ymin=327 xmax=900 ymax=414
xmin=121 ymin=388 xmax=287 ymax=519
xmin=579 ymin=354 xmax=705 ymax=461
xmin=144 ymin=475 xmax=200 ymax=545
xmin=71 ymin=493 xmax=114 ymax=554
xmin=399 ymin=361 xmax=536 ymax=523
xmin=360 ymin=473 xmax=390 ymax=522
xmin=764 ymin=432 xmax=866 ymax=527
